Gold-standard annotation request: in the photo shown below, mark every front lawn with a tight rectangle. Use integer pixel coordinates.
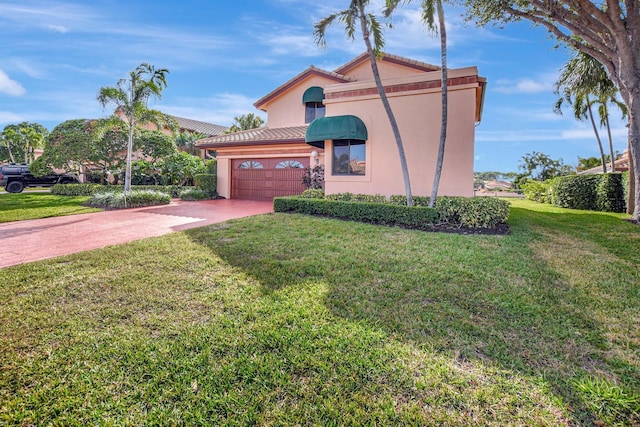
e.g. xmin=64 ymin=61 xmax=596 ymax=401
xmin=0 ymin=192 xmax=101 ymax=222
xmin=1 ymin=199 xmax=638 ymax=425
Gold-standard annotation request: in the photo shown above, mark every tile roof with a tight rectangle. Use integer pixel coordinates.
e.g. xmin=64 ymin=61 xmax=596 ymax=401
xmin=169 ymin=115 xmax=228 ymax=137
xmin=577 ymin=150 xmax=630 ymax=174
xmin=254 ymin=66 xmax=355 ymax=110
xmin=196 ymin=125 xmax=308 ymax=148
xmin=334 ymin=52 xmax=440 ymax=75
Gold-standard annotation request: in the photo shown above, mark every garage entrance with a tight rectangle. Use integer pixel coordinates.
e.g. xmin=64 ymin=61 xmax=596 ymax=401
xmin=231 ymin=157 xmax=309 ymax=200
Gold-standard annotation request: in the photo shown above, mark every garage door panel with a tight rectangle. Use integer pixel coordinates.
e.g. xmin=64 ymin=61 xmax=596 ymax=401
xmin=231 ymin=157 xmax=308 ymax=200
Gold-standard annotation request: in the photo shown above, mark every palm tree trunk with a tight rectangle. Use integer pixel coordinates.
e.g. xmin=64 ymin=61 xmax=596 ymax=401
xmin=429 ymin=0 xmax=448 ymax=208
xmin=5 ymin=141 xmax=15 ymax=164
xmin=124 ymin=120 xmax=133 ymax=193
xmin=587 ymin=100 xmax=607 ymax=173
xmin=356 ymin=3 xmax=413 ymax=206
xmin=603 ymin=104 xmax=615 ymax=172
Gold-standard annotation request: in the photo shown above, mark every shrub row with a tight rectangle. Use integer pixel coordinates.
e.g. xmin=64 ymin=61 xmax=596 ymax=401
xmin=280 ymin=191 xmax=510 ymax=229
xmin=85 ymin=190 xmax=171 ymax=209
xmin=52 ymin=183 xmax=191 ymax=198
xmin=274 ymin=197 xmax=439 ymax=230
xmin=521 ymin=173 xmax=626 ymax=213
xmin=194 ymin=174 xmax=217 ymax=198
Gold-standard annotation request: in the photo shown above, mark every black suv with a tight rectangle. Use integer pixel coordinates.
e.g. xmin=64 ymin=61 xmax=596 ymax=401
xmin=0 ymin=164 xmax=78 ymax=193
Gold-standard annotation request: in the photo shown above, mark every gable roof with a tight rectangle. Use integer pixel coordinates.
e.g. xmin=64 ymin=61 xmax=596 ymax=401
xmin=254 ymin=66 xmax=355 ymax=110
xmin=196 ymin=125 xmax=308 ymax=148
xmin=334 ymin=52 xmax=440 ymax=75
xmin=169 ymin=115 xmax=228 ymax=137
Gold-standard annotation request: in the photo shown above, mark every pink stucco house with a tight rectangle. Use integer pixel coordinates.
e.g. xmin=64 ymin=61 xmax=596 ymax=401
xmin=196 ymin=53 xmax=486 ymax=201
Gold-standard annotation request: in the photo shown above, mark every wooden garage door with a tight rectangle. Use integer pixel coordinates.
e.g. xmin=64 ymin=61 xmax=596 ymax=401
xmin=231 ymin=157 xmax=309 ymax=200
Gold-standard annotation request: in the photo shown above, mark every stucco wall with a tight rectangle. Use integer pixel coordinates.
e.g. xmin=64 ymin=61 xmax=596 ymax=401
xmin=262 ymin=75 xmax=341 ymax=129
xmin=322 ymin=70 xmax=478 ymax=198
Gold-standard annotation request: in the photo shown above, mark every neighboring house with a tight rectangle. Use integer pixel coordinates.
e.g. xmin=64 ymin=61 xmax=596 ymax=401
xmin=482 ymin=180 xmax=512 ymax=191
xmin=196 ymin=53 xmax=486 ymax=201
xmin=577 ymin=150 xmax=630 ymax=175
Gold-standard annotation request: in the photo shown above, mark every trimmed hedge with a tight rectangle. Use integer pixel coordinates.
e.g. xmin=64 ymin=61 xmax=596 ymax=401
xmin=194 ymin=174 xmax=217 ymax=197
xmin=52 ymin=184 xmax=190 ymax=197
xmin=274 ymin=192 xmax=510 ymax=230
xmin=274 ymin=197 xmax=439 ymax=230
xmin=521 ymin=173 xmax=626 ymax=213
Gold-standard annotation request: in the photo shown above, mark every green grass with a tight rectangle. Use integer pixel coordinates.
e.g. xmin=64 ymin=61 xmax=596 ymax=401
xmin=1 ymin=199 xmax=639 ymax=425
xmin=0 ymin=192 xmax=101 ymax=222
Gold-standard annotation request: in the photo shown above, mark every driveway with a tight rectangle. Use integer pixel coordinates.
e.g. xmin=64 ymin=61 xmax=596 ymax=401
xmin=0 ymin=199 xmax=274 ymax=268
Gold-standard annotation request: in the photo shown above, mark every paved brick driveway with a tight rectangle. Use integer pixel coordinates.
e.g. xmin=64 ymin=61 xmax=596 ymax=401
xmin=0 ymin=199 xmax=273 ymax=268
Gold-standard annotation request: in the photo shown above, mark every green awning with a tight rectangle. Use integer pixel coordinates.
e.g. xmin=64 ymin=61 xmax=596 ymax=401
xmin=305 ymin=115 xmax=368 ymax=148
xmin=302 ymin=86 xmax=325 ymax=104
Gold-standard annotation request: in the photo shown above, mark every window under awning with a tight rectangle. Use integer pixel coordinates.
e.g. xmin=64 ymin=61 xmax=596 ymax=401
xmin=302 ymin=86 xmax=325 ymax=104
xmin=305 ymin=115 xmax=368 ymax=149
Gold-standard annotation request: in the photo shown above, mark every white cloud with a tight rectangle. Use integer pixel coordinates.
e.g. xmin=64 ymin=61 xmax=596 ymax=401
xmin=46 ymin=24 xmax=68 ymax=33
xmin=0 ymin=70 xmax=26 ymax=96
xmin=164 ymin=93 xmax=266 ymax=126
xmin=0 ymin=111 xmax=24 ymax=124
xmin=494 ymin=71 xmax=558 ymax=94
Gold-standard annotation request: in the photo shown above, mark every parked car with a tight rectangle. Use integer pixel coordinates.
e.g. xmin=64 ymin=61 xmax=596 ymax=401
xmin=0 ymin=164 xmax=78 ymax=193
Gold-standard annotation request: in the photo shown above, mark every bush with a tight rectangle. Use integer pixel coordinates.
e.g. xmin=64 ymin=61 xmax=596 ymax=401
xmin=179 ymin=188 xmax=209 ymax=201
xmin=302 ymin=165 xmax=324 ymax=190
xmin=274 ymin=197 xmax=438 ymax=230
xmin=194 ymin=174 xmax=217 ymax=197
xmin=86 ymin=190 xmax=171 ymax=209
xmin=554 ymin=175 xmax=599 ymax=210
xmin=205 ymin=158 xmax=217 ymax=175
xmin=596 ymin=173 xmax=626 ymax=213
xmin=52 ymin=183 xmax=106 ymax=196
xmin=325 ymin=192 xmax=386 ymax=203
xmin=52 ymin=183 xmax=188 ymax=197
xmin=300 ymin=189 xmax=325 ymax=199
xmin=274 ymin=194 xmax=510 ymax=230
xmin=521 ymin=180 xmax=553 ymax=204
xmin=389 ymin=195 xmax=430 ymax=206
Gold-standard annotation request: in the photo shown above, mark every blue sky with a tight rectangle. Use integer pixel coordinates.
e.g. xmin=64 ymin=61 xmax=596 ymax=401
xmin=0 ymin=0 xmax=629 ymax=173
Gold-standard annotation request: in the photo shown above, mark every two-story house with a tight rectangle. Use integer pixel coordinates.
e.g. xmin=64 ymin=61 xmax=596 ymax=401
xmin=196 ymin=53 xmax=486 ymax=201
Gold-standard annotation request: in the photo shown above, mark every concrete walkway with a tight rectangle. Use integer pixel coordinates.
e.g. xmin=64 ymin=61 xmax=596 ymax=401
xmin=0 ymin=199 xmax=274 ymax=268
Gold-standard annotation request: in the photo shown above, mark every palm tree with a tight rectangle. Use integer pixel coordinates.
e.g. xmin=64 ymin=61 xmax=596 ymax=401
xmin=97 ymin=63 xmax=170 ymax=192
xmin=175 ymin=131 xmax=207 ymax=155
xmin=554 ymin=51 xmax=627 ymax=173
xmin=385 ymin=0 xmax=447 ymax=208
xmin=314 ymin=0 xmax=414 ymax=206
xmin=226 ymin=113 xmax=264 ymax=133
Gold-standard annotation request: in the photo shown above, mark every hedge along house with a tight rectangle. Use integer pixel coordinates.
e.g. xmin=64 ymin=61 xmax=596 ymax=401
xmin=196 ymin=53 xmax=486 ymax=201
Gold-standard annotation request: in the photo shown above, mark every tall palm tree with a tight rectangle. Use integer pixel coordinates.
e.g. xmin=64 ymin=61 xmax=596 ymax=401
xmin=554 ymin=51 xmax=627 ymax=173
xmin=314 ymin=0 xmax=414 ymax=206
xmin=225 ymin=113 xmax=264 ymax=133
xmin=386 ymin=0 xmax=447 ymax=208
xmin=98 ymin=63 xmax=170 ymax=192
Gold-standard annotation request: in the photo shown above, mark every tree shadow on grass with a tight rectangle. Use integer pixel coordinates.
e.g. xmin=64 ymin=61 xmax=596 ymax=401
xmin=184 ymin=210 xmax=640 ymax=425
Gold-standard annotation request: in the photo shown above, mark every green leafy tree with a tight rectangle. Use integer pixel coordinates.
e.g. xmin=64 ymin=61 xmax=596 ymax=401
xmin=385 ymin=0 xmax=447 ymax=208
xmin=0 ymin=122 xmax=48 ymax=164
xmin=97 ymin=63 xmax=171 ymax=192
xmin=158 ymin=151 xmax=206 ymax=186
xmin=226 ymin=113 xmax=264 ymax=133
xmin=136 ymin=129 xmax=177 ymax=162
xmin=32 ymin=119 xmax=128 ymax=183
xmin=518 ymin=151 xmax=573 ymax=181
xmin=462 ymin=0 xmax=640 ymax=220
xmin=314 ymin=0 xmax=414 ymax=206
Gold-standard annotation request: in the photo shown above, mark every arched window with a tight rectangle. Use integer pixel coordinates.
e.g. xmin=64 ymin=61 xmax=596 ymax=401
xmin=238 ymin=161 xmax=264 ymax=169
xmin=275 ymin=160 xmax=304 ymax=169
